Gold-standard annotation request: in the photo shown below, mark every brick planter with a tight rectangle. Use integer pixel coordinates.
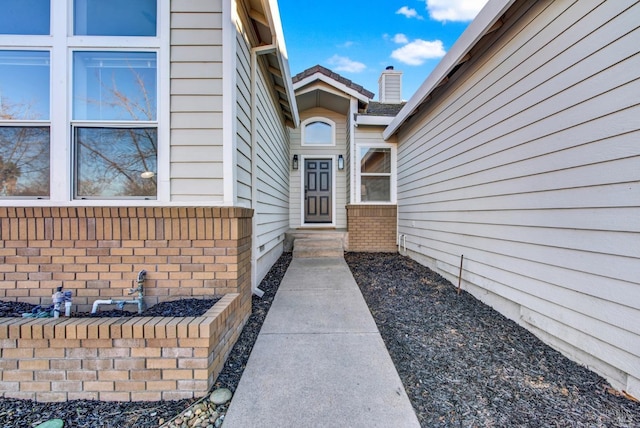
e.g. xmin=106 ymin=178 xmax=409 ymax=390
xmin=0 ymin=293 xmax=243 ymax=402
xmin=0 ymin=206 xmax=253 ymax=402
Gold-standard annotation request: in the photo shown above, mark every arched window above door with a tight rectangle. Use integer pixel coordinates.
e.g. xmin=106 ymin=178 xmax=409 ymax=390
xmin=301 ymin=117 xmax=335 ymax=146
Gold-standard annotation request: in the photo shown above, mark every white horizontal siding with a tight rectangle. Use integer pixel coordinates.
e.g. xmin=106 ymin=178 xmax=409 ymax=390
xmin=169 ymin=2 xmax=224 ymax=201
xmin=396 ymin=0 xmax=640 ymax=396
xmin=289 ymin=107 xmax=348 ymax=228
xmin=255 ymin=62 xmax=290 ymax=282
xmin=170 ymin=129 xmax=222 ymax=145
xmin=235 ymin=22 xmax=252 ymax=207
xmin=170 ymin=0 xmax=222 ymax=13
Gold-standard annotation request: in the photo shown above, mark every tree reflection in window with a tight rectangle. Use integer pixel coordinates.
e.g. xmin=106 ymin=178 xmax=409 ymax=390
xmin=0 ymin=50 xmax=50 ymax=197
xmin=75 ymin=127 xmax=156 ymax=197
xmin=73 ymin=51 xmax=157 ymax=198
xmin=0 ymin=128 xmax=50 ymax=197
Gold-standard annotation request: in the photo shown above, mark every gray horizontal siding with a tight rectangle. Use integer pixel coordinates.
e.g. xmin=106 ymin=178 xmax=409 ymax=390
xmin=396 ymin=0 xmax=640 ymax=395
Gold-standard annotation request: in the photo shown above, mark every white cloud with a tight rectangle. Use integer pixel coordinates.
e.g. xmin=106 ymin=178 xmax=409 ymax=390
xmin=391 ymin=39 xmax=446 ymax=66
xmin=393 ymin=33 xmax=409 ymax=44
xmin=326 ymin=55 xmax=366 ymax=73
xmin=339 ymin=41 xmax=355 ymax=48
xmin=396 ymin=6 xmax=423 ymax=19
xmin=425 ymin=0 xmax=489 ymax=22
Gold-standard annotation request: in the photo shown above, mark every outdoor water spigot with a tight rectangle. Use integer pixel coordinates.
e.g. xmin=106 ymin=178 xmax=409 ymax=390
xmin=137 ymin=269 xmax=147 ymax=283
xmin=129 ymin=270 xmax=147 ymax=294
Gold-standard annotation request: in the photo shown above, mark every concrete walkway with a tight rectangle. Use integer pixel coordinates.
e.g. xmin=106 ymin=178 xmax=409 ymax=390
xmin=223 ymin=257 xmax=420 ymax=427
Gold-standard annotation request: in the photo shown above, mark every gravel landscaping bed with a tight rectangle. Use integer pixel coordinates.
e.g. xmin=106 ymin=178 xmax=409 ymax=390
xmin=345 ymin=252 xmax=639 ymax=427
xmin=0 ymin=253 xmax=291 ymax=428
xmin=2 ymin=251 xmax=637 ymax=427
xmin=0 ymin=298 xmax=221 ymax=318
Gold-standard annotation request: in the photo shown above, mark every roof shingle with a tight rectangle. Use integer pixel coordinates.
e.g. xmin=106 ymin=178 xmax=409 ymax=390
xmin=292 ymin=65 xmax=375 ymax=99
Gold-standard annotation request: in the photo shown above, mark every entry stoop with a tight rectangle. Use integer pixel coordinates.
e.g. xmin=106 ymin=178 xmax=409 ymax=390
xmin=286 ymin=230 xmax=347 ymax=258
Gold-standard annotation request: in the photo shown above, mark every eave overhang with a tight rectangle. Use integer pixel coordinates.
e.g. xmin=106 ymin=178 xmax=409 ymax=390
xmin=383 ymin=0 xmax=516 ymax=140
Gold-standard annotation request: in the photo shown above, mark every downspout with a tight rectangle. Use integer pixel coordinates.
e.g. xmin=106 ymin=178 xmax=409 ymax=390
xmin=250 ymin=41 xmax=277 ymax=297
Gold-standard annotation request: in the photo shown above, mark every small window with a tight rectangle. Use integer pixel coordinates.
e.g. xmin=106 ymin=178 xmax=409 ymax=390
xmin=359 ymin=147 xmax=392 ymax=202
xmin=74 ymin=0 xmax=156 ymax=36
xmin=0 ymin=0 xmax=50 ymax=35
xmin=0 ymin=50 xmax=50 ymax=198
xmin=302 ymin=118 xmax=335 ymax=146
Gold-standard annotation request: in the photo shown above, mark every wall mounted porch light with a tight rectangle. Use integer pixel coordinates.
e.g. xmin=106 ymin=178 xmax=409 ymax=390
xmin=338 ymin=154 xmax=344 ymax=170
xmin=292 ymin=154 xmax=299 ymax=170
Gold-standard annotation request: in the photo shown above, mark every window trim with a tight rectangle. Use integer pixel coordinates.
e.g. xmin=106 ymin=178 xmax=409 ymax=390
xmin=70 ymin=49 xmax=158 ymax=200
xmin=355 ymin=142 xmax=397 ymax=204
xmin=0 ymin=0 xmax=168 ymax=204
xmin=301 ymin=117 xmax=336 ymax=147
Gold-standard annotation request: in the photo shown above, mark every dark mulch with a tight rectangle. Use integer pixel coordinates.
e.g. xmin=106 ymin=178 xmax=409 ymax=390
xmin=0 ymin=298 xmax=221 ymax=319
xmin=0 ymin=301 xmax=40 ymax=317
xmin=0 ymin=253 xmax=292 ymax=428
xmin=345 ymin=252 xmax=640 ymax=427
xmin=75 ymin=297 xmax=222 ymax=318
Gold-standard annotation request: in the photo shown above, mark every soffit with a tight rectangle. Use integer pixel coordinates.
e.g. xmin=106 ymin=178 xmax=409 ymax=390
xmin=296 ymin=89 xmax=351 ymax=115
xmin=245 ymin=0 xmax=299 ymax=128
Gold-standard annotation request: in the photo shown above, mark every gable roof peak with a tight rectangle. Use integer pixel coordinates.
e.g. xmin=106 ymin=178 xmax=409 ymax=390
xmin=292 ymin=65 xmax=375 ymax=99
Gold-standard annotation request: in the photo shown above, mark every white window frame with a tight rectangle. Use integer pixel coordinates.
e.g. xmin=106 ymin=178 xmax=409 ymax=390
xmin=355 ymin=142 xmax=397 ymax=204
xmin=70 ymin=49 xmax=159 ymax=200
xmin=0 ymin=0 xmax=169 ymax=205
xmin=301 ymin=117 xmax=336 ymax=147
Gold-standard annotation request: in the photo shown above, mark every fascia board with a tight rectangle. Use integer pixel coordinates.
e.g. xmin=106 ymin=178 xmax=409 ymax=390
xmin=293 ymin=73 xmax=371 ymax=104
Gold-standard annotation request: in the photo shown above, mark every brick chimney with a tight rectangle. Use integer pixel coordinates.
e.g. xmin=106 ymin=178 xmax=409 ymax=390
xmin=378 ymin=66 xmax=403 ymax=103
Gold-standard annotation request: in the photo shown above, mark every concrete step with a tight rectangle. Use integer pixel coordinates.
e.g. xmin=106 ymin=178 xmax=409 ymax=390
xmin=293 ymin=238 xmax=344 ymax=258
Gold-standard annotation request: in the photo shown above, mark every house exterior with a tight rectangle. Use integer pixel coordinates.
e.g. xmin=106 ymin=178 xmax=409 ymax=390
xmin=1 ymin=0 xmax=638 ymax=403
xmin=288 ymin=65 xmax=403 ymax=252
xmin=0 ymin=0 xmax=297 ymax=400
xmin=385 ymin=0 xmax=640 ymax=399
xmin=0 ymin=0 xmax=298 ymax=305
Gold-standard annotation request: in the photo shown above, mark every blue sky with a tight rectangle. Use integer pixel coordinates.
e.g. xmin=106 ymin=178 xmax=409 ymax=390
xmin=279 ymin=0 xmax=489 ymax=101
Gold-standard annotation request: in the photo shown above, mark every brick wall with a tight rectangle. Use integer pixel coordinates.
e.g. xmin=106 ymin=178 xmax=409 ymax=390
xmin=0 ymin=293 xmax=243 ymax=401
xmin=346 ymin=205 xmax=397 ymax=252
xmin=0 ymin=207 xmax=253 ymax=314
xmin=0 ymin=206 xmax=253 ymax=401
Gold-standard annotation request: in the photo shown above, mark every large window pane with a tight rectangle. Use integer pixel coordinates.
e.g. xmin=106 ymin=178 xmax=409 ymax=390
xmin=73 ymin=51 xmax=157 ymax=121
xmin=0 ymin=127 xmax=50 ymax=197
xmin=0 ymin=0 xmax=50 ymax=35
xmin=304 ymin=121 xmax=332 ymax=145
xmin=361 ymin=147 xmax=391 ymax=173
xmin=0 ymin=51 xmax=50 ymax=120
xmin=75 ymin=127 xmax=157 ymax=198
xmin=361 ymin=176 xmax=390 ymax=202
xmin=74 ymin=0 xmax=156 ymax=36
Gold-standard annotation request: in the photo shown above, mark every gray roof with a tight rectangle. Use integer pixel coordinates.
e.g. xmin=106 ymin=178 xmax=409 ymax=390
xmin=363 ymin=101 xmax=406 ymax=117
xmin=292 ymin=65 xmax=375 ymax=99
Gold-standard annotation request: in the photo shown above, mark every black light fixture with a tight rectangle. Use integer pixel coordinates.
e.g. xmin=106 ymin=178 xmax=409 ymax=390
xmin=292 ymin=154 xmax=299 ymax=170
xmin=338 ymin=154 xmax=344 ymax=170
